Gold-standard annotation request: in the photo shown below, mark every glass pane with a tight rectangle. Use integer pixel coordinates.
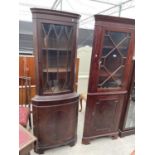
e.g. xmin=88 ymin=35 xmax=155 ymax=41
xmin=102 ymin=47 xmax=113 ymax=57
xmin=125 ymin=82 xmax=135 ymax=128
xmin=97 ymin=31 xmax=131 ymax=89
xmin=99 ymin=77 xmax=118 ymax=88
xmin=41 ymin=23 xmax=73 ymax=94
xmin=103 ymin=36 xmax=115 ymax=49
xmin=109 ymin=31 xmax=127 ymax=45
xmin=41 ymin=23 xmax=73 ymax=49
xmin=98 ymin=66 xmax=125 ymax=88
xmin=105 ymin=49 xmax=122 ymax=72
xmin=118 ymin=37 xmax=130 ymax=57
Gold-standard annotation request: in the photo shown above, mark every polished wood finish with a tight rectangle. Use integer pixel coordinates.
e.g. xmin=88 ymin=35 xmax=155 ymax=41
xmin=19 ymin=55 xmax=36 ymax=103
xmin=119 ymin=60 xmax=135 ymax=137
xmin=19 ymin=55 xmax=36 ymax=85
xmin=19 ymin=85 xmax=36 ymax=104
xmin=82 ymin=15 xmax=135 ymax=144
xmin=31 ymin=8 xmax=80 ymax=153
xmin=32 ymin=93 xmax=79 ymax=153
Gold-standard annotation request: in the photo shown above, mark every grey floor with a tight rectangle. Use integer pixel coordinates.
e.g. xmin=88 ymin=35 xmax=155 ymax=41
xmin=31 ymin=103 xmax=135 ymax=155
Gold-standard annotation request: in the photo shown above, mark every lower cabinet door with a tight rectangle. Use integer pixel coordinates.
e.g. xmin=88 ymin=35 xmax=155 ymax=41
xmin=92 ymin=95 xmax=124 ymax=135
xmin=33 ymin=101 xmax=78 ymax=147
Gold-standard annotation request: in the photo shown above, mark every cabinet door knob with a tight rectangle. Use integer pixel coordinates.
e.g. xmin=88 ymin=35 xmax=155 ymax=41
xmin=95 ymin=54 xmax=98 ymax=58
xmin=96 ymin=101 xmax=100 ymax=104
xmin=114 ymin=100 xmax=119 ymax=103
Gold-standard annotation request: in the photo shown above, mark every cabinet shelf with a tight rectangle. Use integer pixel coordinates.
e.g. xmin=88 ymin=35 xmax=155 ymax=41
xmin=44 ymin=89 xmax=70 ymax=94
xmin=42 ymin=48 xmax=71 ymax=51
xmin=43 ymin=68 xmax=71 ymax=73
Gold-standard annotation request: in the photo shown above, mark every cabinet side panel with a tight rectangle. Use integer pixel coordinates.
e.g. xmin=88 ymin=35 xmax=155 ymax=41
xmin=32 ymin=19 xmax=41 ymax=94
xmin=83 ymin=95 xmax=96 ymax=137
xmin=88 ymin=25 xmax=103 ymax=92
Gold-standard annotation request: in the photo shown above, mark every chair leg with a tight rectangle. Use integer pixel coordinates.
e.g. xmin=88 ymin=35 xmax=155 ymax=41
xmin=29 ymin=115 xmax=32 ymax=129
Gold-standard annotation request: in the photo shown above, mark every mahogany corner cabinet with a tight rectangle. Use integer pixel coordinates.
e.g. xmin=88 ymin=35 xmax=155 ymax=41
xmin=82 ymin=15 xmax=135 ymax=144
xmin=31 ymin=8 xmax=80 ymax=153
xmin=119 ymin=60 xmax=135 ymax=137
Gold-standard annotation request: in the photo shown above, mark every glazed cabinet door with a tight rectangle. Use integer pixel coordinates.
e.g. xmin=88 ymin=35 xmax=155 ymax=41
xmin=92 ymin=95 xmax=124 ymax=134
xmin=89 ymin=26 xmax=134 ymax=92
xmin=96 ymin=29 xmax=134 ymax=92
xmin=123 ymin=65 xmax=135 ymax=130
xmin=124 ymin=81 xmax=135 ymax=129
xmin=36 ymin=20 xmax=77 ymax=95
xmin=33 ymin=101 xmax=78 ymax=147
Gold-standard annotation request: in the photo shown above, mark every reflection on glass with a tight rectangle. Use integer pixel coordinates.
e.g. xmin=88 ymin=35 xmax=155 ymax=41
xmin=125 ymin=82 xmax=135 ymax=128
xmin=97 ymin=31 xmax=131 ymax=89
xmin=41 ymin=23 xmax=73 ymax=94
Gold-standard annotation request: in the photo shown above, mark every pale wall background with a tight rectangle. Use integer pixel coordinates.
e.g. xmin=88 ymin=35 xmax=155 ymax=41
xmin=77 ymin=46 xmax=92 ymax=93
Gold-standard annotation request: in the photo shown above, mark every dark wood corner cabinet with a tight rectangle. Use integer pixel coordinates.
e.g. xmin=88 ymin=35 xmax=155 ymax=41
xmin=31 ymin=8 xmax=80 ymax=153
xmin=82 ymin=15 xmax=135 ymax=144
xmin=119 ymin=60 xmax=135 ymax=137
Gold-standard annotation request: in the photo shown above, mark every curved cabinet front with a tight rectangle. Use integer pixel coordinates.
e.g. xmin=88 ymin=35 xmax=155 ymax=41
xmin=32 ymin=93 xmax=79 ymax=153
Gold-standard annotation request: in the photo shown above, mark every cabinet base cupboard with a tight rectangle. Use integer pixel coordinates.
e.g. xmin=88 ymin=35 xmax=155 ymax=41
xmin=82 ymin=15 xmax=135 ymax=144
xmin=31 ymin=8 xmax=80 ymax=153
xmin=32 ymin=93 xmax=79 ymax=153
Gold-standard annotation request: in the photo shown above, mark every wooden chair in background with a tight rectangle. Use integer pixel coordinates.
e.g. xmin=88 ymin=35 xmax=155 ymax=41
xmin=74 ymin=58 xmax=85 ymax=112
xmin=74 ymin=57 xmax=87 ymax=112
xmin=79 ymin=93 xmax=87 ymax=112
xmin=19 ymin=55 xmax=37 ymax=129
xmin=74 ymin=58 xmax=79 ymax=92
xmin=19 ymin=76 xmax=32 ymax=129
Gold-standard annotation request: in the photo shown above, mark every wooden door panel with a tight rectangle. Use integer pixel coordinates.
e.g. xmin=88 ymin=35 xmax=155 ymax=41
xmin=34 ymin=102 xmax=77 ymax=147
xmin=92 ymin=95 xmax=124 ymax=134
xmin=94 ymin=100 xmax=117 ymax=131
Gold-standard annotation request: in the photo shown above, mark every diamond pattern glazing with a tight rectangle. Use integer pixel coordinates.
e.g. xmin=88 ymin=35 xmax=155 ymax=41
xmin=98 ymin=31 xmax=131 ymax=89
